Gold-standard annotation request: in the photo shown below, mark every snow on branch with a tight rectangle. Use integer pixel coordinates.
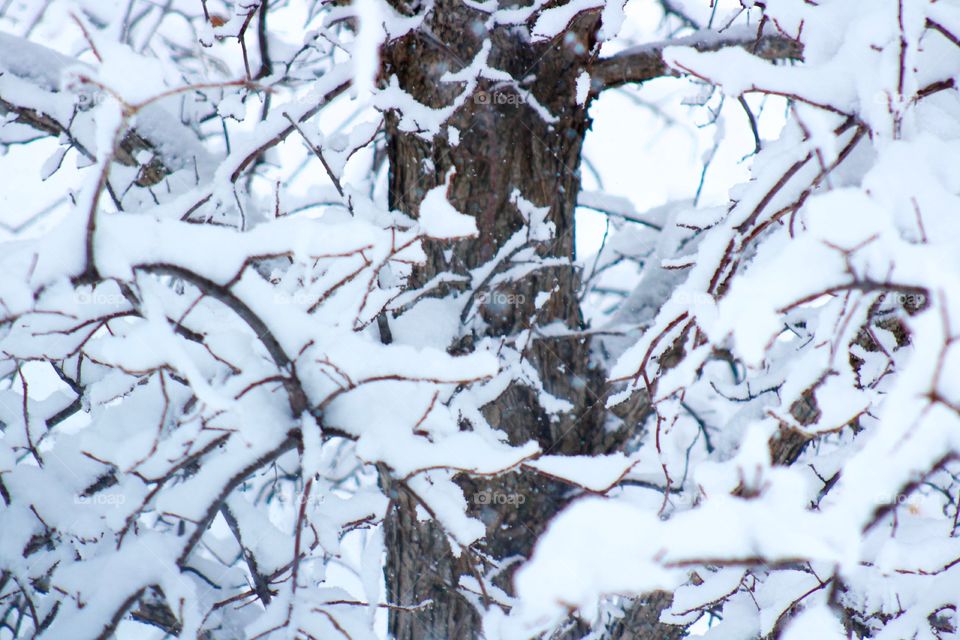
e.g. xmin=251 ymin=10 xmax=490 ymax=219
xmin=592 ymin=25 xmax=803 ymax=89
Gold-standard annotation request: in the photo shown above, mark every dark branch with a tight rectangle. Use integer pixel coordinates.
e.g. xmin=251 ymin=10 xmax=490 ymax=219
xmin=134 ymin=262 xmax=309 ymax=417
xmin=592 ymin=31 xmax=803 ymax=89
xmin=221 ymin=504 xmax=274 ymax=606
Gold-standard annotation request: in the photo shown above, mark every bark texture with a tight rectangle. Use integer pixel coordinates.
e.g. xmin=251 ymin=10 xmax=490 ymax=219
xmin=380 ymin=5 xmax=680 ymax=638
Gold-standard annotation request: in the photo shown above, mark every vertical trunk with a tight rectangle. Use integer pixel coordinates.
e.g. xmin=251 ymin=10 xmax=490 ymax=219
xmin=380 ymin=6 xmax=678 ymax=638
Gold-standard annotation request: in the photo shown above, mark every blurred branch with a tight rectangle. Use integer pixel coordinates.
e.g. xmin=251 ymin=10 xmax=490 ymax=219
xmin=0 ymin=31 xmax=204 ymax=187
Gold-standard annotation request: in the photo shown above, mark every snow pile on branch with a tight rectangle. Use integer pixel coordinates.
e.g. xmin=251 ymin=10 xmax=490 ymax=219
xmin=4 ymin=0 xmax=960 ymax=639
xmin=493 ymin=0 xmax=960 ymax=638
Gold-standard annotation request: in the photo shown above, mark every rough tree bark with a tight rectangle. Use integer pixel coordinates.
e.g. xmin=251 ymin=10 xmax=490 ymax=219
xmin=0 ymin=8 xmax=804 ymax=637
xmin=379 ymin=4 xmax=683 ymax=638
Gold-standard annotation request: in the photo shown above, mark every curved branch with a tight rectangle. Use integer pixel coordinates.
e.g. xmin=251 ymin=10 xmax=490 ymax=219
xmin=134 ymin=262 xmax=309 ymax=417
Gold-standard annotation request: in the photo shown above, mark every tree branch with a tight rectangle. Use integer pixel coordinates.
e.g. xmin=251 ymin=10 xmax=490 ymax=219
xmin=134 ymin=262 xmax=309 ymax=417
xmin=221 ymin=503 xmax=274 ymax=606
xmin=592 ymin=29 xmax=803 ymax=89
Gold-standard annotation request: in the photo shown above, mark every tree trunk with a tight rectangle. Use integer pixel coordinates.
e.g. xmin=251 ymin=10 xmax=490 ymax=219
xmin=381 ymin=5 xmax=680 ymax=638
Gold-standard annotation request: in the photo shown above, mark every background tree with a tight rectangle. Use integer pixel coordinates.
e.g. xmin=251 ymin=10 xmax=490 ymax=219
xmin=1 ymin=1 xmax=959 ymax=640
